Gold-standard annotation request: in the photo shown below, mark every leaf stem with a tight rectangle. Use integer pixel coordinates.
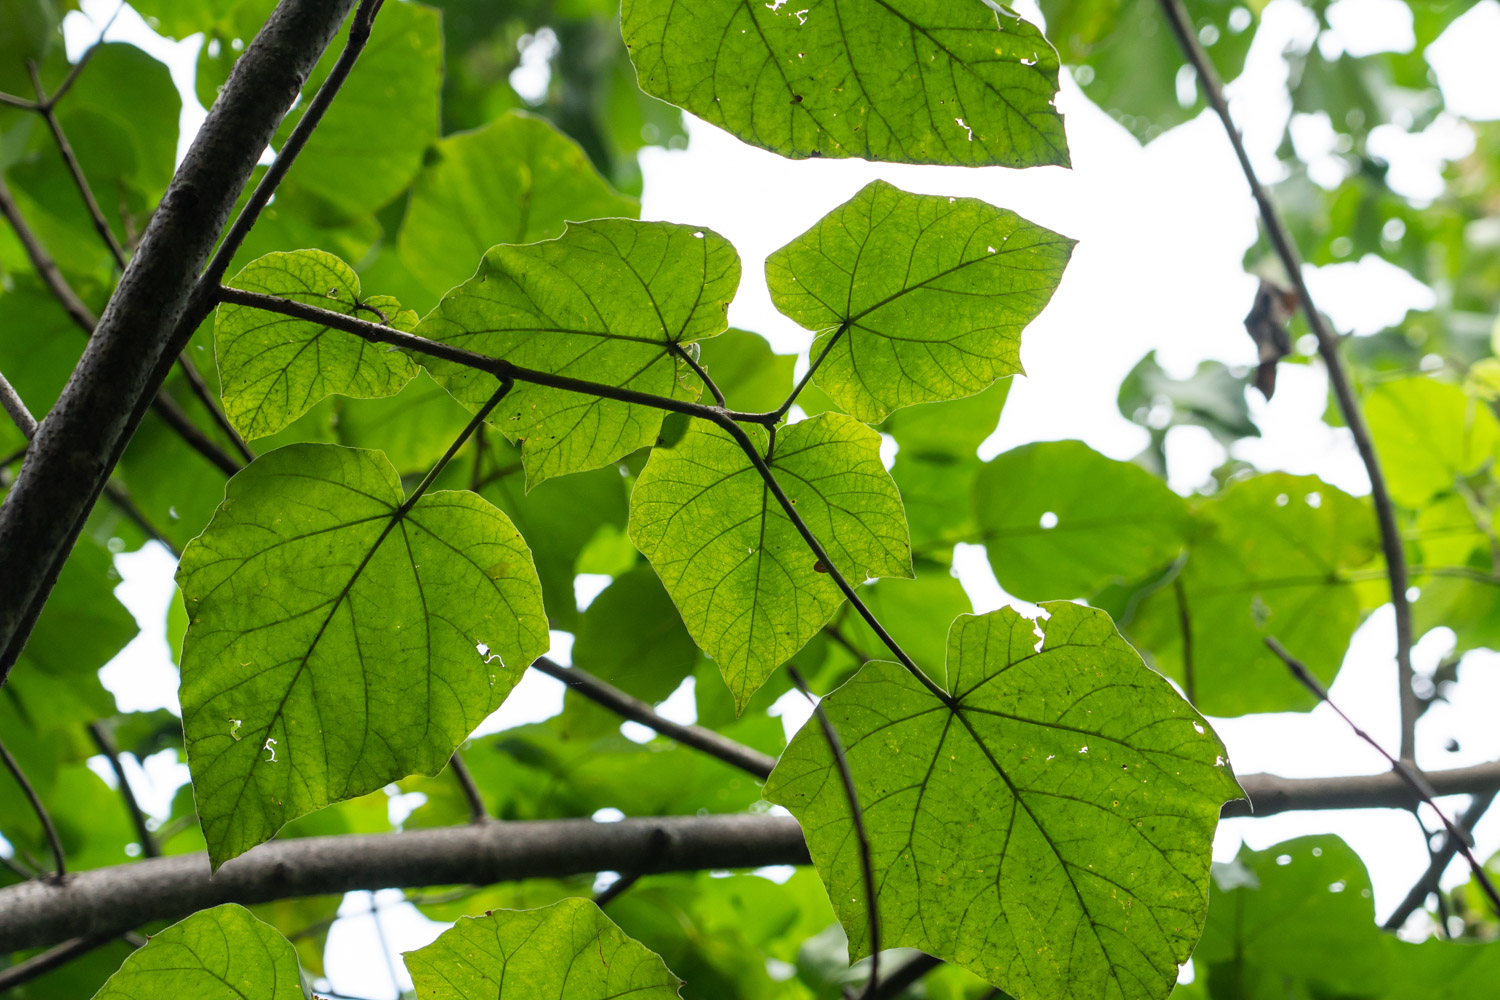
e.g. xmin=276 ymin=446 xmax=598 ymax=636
xmin=772 ymin=321 xmax=848 ymax=422
xmin=788 ymin=665 xmax=881 ymax=998
xmin=672 ymin=343 xmax=726 ymax=407
xmin=397 ymin=378 xmax=512 ymax=516
xmin=1160 ymin=0 xmax=1416 ymax=761
xmin=1266 ymin=636 xmax=1500 ymax=915
xmin=1384 ymin=787 xmax=1497 ymax=932
xmin=87 ymin=722 xmax=160 ymax=858
xmin=0 ymin=735 xmax=65 ymax=879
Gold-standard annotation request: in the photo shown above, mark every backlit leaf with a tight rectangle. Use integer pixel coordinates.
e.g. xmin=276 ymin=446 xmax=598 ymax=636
xmin=417 ymin=219 xmax=739 ymax=485
xmin=767 ymin=180 xmax=1072 ymax=422
xmin=621 ymin=0 xmax=1069 ymax=167
xmin=177 ymin=443 xmax=548 ymax=867
xmin=766 ymin=602 xmax=1241 ymax=1000
xmin=405 ymin=898 xmax=682 ymax=999
xmin=630 ymin=412 xmax=912 ymax=709
xmin=1366 ymin=376 xmax=1500 ymax=508
xmin=91 ymin=903 xmax=306 ymax=1000
xmin=216 ymin=250 xmax=418 ymax=440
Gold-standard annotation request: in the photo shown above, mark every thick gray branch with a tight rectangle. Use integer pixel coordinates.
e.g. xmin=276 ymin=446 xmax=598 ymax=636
xmin=0 ymin=0 xmax=360 ymax=682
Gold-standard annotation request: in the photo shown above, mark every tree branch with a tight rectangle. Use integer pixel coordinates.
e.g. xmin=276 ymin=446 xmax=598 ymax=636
xmin=0 ymin=814 xmax=810 ymax=952
xmin=0 ymin=932 xmax=141 ymax=993
xmin=1384 ymin=788 xmax=1497 ymax=932
xmin=0 ymin=0 xmax=365 ymax=684
xmin=0 ymin=371 xmax=38 ymax=440
xmin=447 ymin=751 xmax=489 ymax=824
xmin=1159 ymin=0 xmax=1417 ymax=761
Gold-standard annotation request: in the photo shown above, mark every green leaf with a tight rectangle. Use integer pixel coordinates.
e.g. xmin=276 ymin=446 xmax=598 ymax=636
xmin=417 ymin=219 xmax=739 ymax=485
xmin=621 ymin=0 xmax=1069 ymax=167
xmin=177 ymin=443 xmax=549 ymax=867
xmin=397 ymin=111 xmax=640 ymax=299
xmin=91 ymin=903 xmax=307 ymax=1000
xmin=1366 ymin=376 xmax=1500 ymax=508
xmin=1125 ymin=474 xmax=1380 ymax=716
xmin=216 ymin=250 xmax=419 ymax=440
xmin=630 ymin=412 xmax=912 ymax=709
xmin=975 ymin=440 xmax=1191 ymax=601
xmin=273 ymin=0 xmax=442 ymax=219
xmin=765 ymin=602 xmax=1241 ymax=1000
xmin=767 ymin=180 xmax=1072 ymax=422
xmin=404 ymin=897 xmax=683 ymax=999
xmin=1194 ymin=836 xmax=1387 ymax=1000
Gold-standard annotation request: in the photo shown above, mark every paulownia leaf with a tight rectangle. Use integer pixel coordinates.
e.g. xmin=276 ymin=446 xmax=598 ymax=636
xmin=91 ymin=903 xmax=307 ymax=999
xmin=767 ymin=180 xmax=1073 ymax=422
xmin=630 ymin=412 xmax=912 ymax=709
xmin=177 ymin=443 xmax=548 ymax=867
xmin=1125 ymin=474 xmax=1381 ymax=716
xmin=975 ymin=440 xmax=1191 ymax=601
xmin=765 ymin=602 xmax=1242 ymax=1000
xmin=404 ymin=898 xmax=683 ymax=999
xmin=417 ymin=219 xmax=739 ymax=485
xmin=621 ymin=0 xmax=1069 ymax=167
xmin=397 ymin=111 xmax=640 ymax=299
xmin=216 ymin=250 xmax=419 ymax=440
xmin=1194 ymin=837 xmax=1387 ymax=1000
xmin=1365 ymin=376 xmax=1500 ymax=508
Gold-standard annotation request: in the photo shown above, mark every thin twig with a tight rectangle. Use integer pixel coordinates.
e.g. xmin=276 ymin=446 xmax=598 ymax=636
xmin=149 ymin=388 xmax=244 ymax=477
xmin=591 ymin=871 xmax=642 ymax=909
xmin=28 ymin=62 xmax=129 ymax=269
xmin=1266 ymin=636 xmax=1500 ymax=915
xmin=788 ymin=665 xmax=880 ymax=998
xmin=87 ymin=722 xmax=160 ymax=858
xmin=1161 ymin=0 xmax=1417 ymax=761
xmin=0 ymin=370 xmax=39 ymax=439
xmin=0 ymin=175 xmax=98 ymax=333
xmin=0 ymin=735 xmax=65 ymax=878
xmin=102 ymin=481 xmax=181 ymax=558
xmin=1173 ymin=576 xmax=1195 ymax=705
xmin=867 ymin=954 xmax=940 ymax=1000
xmin=530 ymin=657 xmax=777 ymax=779
xmin=40 ymin=1 xmax=125 ymax=109
xmin=171 ymin=351 xmax=256 ymax=464
xmin=447 ymin=751 xmax=490 ymax=823
xmin=200 ymin=0 xmax=387 ymax=291
xmin=1384 ymin=788 xmax=1498 ymax=931
xmin=0 ymin=934 xmax=116 ymax=991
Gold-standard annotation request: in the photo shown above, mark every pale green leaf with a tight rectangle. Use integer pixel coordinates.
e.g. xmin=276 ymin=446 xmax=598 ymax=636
xmin=975 ymin=440 xmax=1191 ymax=600
xmin=397 ymin=111 xmax=640 ymax=299
xmin=404 ymin=898 xmax=682 ymax=999
xmin=629 ymin=412 xmax=912 ymax=709
xmin=1125 ymin=474 xmax=1381 ymax=716
xmin=621 ymin=0 xmax=1069 ymax=167
xmin=417 ymin=219 xmax=739 ymax=485
xmin=1366 ymin=376 xmax=1500 ymax=508
xmin=177 ymin=443 xmax=549 ymax=867
xmin=91 ymin=903 xmax=307 ymax=1000
xmin=767 ymin=180 xmax=1072 ymax=422
xmin=766 ymin=602 xmax=1240 ymax=1000
xmin=216 ymin=250 xmax=418 ymax=440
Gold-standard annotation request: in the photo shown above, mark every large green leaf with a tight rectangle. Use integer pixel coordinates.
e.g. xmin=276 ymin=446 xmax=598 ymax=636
xmin=91 ymin=903 xmax=307 ymax=1000
xmin=621 ymin=0 xmax=1069 ymax=167
xmin=177 ymin=443 xmax=549 ymax=867
xmin=1125 ymin=474 xmax=1382 ymax=715
xmin=417 ymin=219 xmax=739 ymax=485
xmin=216 ymin=250 xmax=419 ymax=440
xmin=975 ymin=440 xmax=1191 ymax=601
xmin=630 ymin=412 xmax=912 ymax=709
xmin=765 ymin=602 xmax=1241 ymax=1000
xmin=404 ymin=898 xmax=683 ymax=999
xmin=1194 ymin=836 xmax=1386 ymax=1000
xmin=397 ymin=111 xmax=640 ymax=299
xmin=1366 ymin=377 xmax=1500 ymax=508
xmin=767 ymin=180 xmax=1073 ymax=422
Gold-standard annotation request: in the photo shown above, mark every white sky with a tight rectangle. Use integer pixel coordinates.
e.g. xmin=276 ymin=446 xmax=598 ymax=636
xmin=40 ymin=0 xmax=1500 ymax=995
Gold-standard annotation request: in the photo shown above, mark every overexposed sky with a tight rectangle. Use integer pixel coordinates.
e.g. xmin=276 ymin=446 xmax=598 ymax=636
xmin=38 ymin=0 xmax=1500 ymax=995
